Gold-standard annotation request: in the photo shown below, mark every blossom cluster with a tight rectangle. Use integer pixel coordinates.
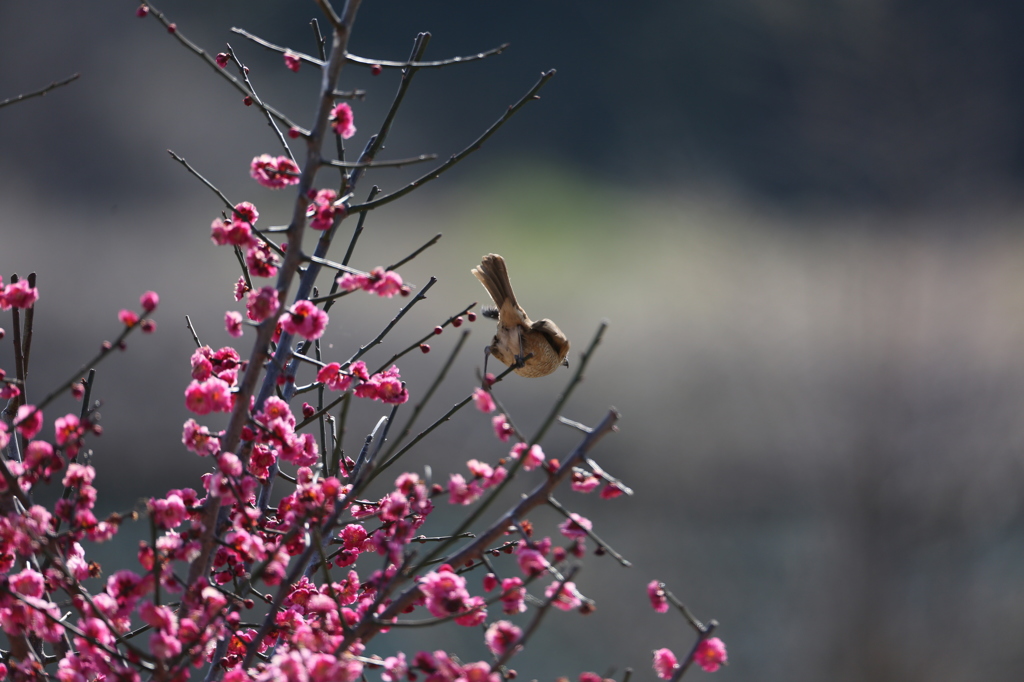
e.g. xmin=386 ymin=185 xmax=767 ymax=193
xmin=316 ymin=360 xmax=410 ymax=404
xmin=337 ymin=266 xmax=405 ymax=298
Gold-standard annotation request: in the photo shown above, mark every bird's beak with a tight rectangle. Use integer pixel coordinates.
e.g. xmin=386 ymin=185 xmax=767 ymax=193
xmin=562 ymin=358 xmax=570 ymax=368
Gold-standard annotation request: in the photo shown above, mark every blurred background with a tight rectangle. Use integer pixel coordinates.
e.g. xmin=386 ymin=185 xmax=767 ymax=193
xmin=3 ymin=1 xmax=1024 ymax=680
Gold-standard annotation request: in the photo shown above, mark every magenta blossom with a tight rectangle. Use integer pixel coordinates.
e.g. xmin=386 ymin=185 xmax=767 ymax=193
xmin=472 ymin=387 xmax=496 ymax=413
xmin=484 ymin=620 xmax=522 ymax=657
xmin=250 ymin=154 xmax=300 ymax=189
xmin=491 ymin=414 xmax=514 ymax=442
xmin=224 ymin=311 xmax=243 ymax=338
xmin=694 ymin=637 xmax=728 ymax=672
xmin=1 ymin=280 xmax=39 ymax=310
xmin=14 ymin=404 xmax=43 ymax=440
xmin=139 ymin=290 xmax=159 ymax=312
xmin=329 ymin=102 xmax=356 ymax=139
xmin=337 ymin=266 xmax=403 ymax=298
xmin=545 ymin=580 xmax=582 ymax=611
xmin=558 ymin=513 xmax=592 ymax=540
xmin=246 ymin=286 xmax=280 ymax=323
xmin=510 ymin=442 xmax=544 ymax=471
xmin=280 ymin=300 xmax=328 ymax=340
xmin=307 ymin=188 xmax=341 ymax=231
xmin=647 ymin=580 xmax=670 ymax=613
xmin=652 ymin=648 xmax=679 ymax=680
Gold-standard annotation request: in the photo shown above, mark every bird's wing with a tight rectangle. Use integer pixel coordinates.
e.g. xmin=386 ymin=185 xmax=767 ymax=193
xmin=530 ymin=318 xmax=570 ymax=358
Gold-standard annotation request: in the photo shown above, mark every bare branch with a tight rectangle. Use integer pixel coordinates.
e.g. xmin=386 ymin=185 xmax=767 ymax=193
xmin=348 ymin=69 xmax=556 ymax=214
xmin=0 ymin=73 xmax=79 ymax=109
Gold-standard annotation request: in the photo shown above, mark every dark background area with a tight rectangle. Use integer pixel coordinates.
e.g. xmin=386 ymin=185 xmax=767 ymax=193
xmin=3 ymin=2 xmax=1024 ymax=681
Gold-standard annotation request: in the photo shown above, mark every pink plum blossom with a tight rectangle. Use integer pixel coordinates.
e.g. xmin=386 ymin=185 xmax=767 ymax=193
xmin=510 ymin=442 xmax=544 ymax=471
xmin=500 ymin=577 xmax=526 ymax=614
xmin=139 ymin=290 xmax=159 ymax=312
xmin=329 ymin=102 xmax=356 ymax=139
xmin=600 ymin=482 xmax=625 ymax=500
xmin=280 ymin=300 xmax=329 ymax=340
xmin=448 ymin=474 xmax=483 ymax=505
xmin=572 ymin=470 xmax=601 ymax=493
xmin=472 ymin=387 xmax=495 ymax=413
xmin=336 ymin=266 xmax=403 ymax=298
xmin=354 ymin=366 xmax=408 ymax=404
xmin=250 ymin=154 xmax=301 ymax=189
xmin=182 ymin=419 xmax=221 ymax=456
xmin=234 ymin=276 xmax=249 ymax=301
xmin=184 ymin=377 xmax=233 ymax=415
xmin=516 ymin=544 xmax=547 ymax=578
xmin=118 ymin=309 xmax=139 ymax=327
xmin=225 ymin=311 xmax=244 ymax=338
xmin=419 ymin=566 xmax=471 ymax=619
xmin=648 ymin=580 xmax=670 ymax=613
xmin=484 ymin=620 xmax=522 ymax=657
xmin=694 ymin=637 xmax=727 ymax=672
xmin=558 ymin=513 xmax=592 ymax=540
xmin=491 ymin=414 xmax=513 ymax=442
xmin=307 ymin=188 xmax=342 ymax=230
xmin=247 ymin=286 xmax=280 ymax=323
xmin=545 ymin=580 xmax=582 ymax=611
xmin=14 ymin=404 xmax=42 ymax=439
xmin=652 ymin=648 xmax=679 ymax=680
xmin=245 ymin=240 xmax=280 ymax=278
xmin=1 ymin=280 xmax=39 ymax=310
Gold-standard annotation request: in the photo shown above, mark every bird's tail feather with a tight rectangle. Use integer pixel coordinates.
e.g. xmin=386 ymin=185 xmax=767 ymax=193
xmin=472 ymin=254 xmax=518 ymax=309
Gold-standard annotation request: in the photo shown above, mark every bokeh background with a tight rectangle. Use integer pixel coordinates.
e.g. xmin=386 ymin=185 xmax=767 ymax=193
xmin=3 ymin=1 xmax=1024 ymax=680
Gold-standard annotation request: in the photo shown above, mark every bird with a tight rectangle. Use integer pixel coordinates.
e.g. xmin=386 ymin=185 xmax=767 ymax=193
xmin=471 ymin=253 xmax=570 ymax=378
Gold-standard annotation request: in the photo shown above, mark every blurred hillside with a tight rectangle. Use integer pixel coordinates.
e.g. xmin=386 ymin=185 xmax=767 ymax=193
xmin=3 ymin=1 xmax=1024 ymax=209
xmin=2 ymin=2 xmax=1024 ymax=682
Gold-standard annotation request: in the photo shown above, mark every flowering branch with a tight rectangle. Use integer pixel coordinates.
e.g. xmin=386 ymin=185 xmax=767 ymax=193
xmin=547 ymin=496 xmax=631 ymax=567
xmin=355 ymin=407 xmax=620 ymax=646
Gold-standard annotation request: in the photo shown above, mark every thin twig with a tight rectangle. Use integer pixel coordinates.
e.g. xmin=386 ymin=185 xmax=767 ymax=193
xmin=372 ymin=301 xmax=475 ymax=375
xmin=229 ymin=26 xmax=508 ymax=70
xmin=491 ymin=566 xmax=580 ymax=671
xmin=166 ymin=150 xmax=284 ymax=257
xmin=529 ymin=320 xmax=607 ymax=444
xmin=225 ymin=43 xmax=293 ymax=160
xmin=347 ymin=44 xmax=509 ymax=69
xmin=385 ymin=233 xmax=442 ymax=271
xmin=185 ymin=315 xmax=202 ymax=348
xmin=324 ymin=154 xmax=436 ymax=169
xmin=378 ymin=329 xmax=470 ymax=462
xmin=370 ymin=362 xmax=517 ymax=481
xmin=142 ymin=2 xmax=299 ymax=130
xmin=348 ymin=69 xmax=556 ymax=214
xmin=548 ymin=495 xmax=631 ymax=567
xmin=345 ymin=277 xmax=437 ymax=367
xmin=0 ymin=73 xmax=79 ymax=109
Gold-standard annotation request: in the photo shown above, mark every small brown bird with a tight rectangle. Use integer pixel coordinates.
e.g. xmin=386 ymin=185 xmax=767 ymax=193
xmin=471 ymin=254 xmax=570 ymax=378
